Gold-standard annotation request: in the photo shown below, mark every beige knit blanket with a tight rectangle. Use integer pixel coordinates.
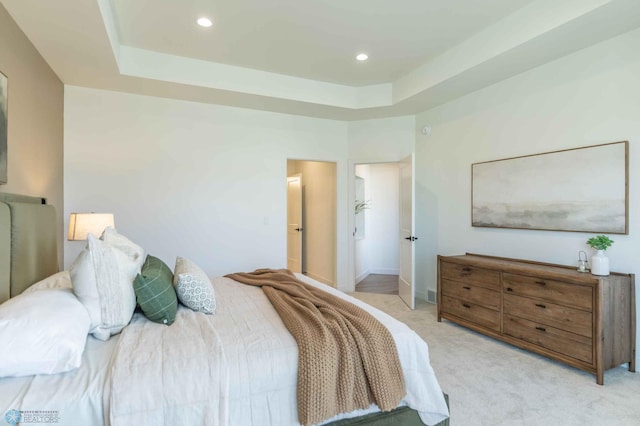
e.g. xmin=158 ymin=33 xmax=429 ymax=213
xmin=226 ymin=269 xmax=406 ymax=426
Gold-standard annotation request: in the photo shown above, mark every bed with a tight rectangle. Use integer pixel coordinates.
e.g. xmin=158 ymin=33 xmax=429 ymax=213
xmin=0 ymin=192 xmax=450 ymax=426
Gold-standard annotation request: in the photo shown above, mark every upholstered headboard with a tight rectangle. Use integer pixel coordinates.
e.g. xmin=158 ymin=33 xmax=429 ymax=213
xmin=0 ymin=192 xmax=58 ymax=303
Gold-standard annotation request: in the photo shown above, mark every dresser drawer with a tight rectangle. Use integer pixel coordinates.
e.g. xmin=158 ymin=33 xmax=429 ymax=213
xmin=502 ymin=273 xmax=592 ymax=311
xmin=504 ymin=315 xmax=593 ymax=364
xmin=438 ymin=254 xmax=635 ymax=385
xmin=503 ymin=294 xmax=592 ymax=338
xmin=441 ymin=278 xmax=500 ymax=311
xmin=441 ymin=295 xmax=500 ymax=332
xmin=440 ymin=262 xmax=500 ymax=291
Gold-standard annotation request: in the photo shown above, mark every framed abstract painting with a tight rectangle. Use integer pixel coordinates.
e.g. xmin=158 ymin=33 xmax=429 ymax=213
xmin=472 ymin=141 xmax=628 ymax=234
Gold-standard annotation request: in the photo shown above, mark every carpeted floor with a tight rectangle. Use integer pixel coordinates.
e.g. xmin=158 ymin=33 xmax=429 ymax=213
xmin=350 ymin=292 xmax=640 ymax=426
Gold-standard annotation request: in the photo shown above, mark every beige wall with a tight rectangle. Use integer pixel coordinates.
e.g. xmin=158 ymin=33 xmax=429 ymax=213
xmin=0 ymin=4 xmax=64 ymax=267
xmin=288 ymin=160 xmax=337 ymax=286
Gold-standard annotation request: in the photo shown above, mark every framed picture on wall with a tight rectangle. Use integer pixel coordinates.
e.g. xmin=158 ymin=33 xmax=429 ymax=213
xmin=0 ymin=70 xmax=7 ymax=184
xmin=472 ymin=141 xmax=628 ymax=234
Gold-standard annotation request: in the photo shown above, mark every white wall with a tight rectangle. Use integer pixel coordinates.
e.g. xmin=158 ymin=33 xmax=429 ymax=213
xmin=415 ymin=28 xmax=640 ymax=366
xmin=347 ymin=115 xmax=415 ymax=292
xmin=354 ymin=164 xmax=370 ymax=282
xmin=348 ymin=116 xmax=415 ymax=162
xmin=64 ymin=87 xmax=350 ymax=289
xmin=366 ymin=163 xmax=400 ymax=274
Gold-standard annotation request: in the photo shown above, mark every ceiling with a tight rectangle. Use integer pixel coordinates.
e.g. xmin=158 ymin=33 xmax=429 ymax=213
xmin=111 ymin=0 xmax=532 ymax=86
xmin=2 ymin=0 xmax=640 ymax=120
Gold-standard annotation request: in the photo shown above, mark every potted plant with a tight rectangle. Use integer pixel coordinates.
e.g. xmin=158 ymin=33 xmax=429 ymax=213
xmin=354 ymin=199 xmax=371 ymax=215
xmin=586 ymin=235 xmax=614 ymax=276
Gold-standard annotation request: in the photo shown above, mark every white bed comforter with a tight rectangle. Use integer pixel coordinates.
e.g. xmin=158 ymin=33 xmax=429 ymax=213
xmin=109 ymin=308 xmax=229 ymax=426
xmin=0 ymin=335 xmax=118 ymax=426
xmin=107 ymin=275 xmax=448 ymax=426
xmin=1 ymin=274 xmax=448 ymax=426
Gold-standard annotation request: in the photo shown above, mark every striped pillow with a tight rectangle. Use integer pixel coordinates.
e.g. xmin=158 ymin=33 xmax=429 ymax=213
xmin=133 ymin=255 xmax=177 ymax=325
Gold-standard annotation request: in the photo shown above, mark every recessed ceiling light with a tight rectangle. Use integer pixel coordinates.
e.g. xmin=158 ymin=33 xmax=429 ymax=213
xmin=356 ymin=53 xmax=368 ymax=61
xmin=197 ymin=17 xmax=213 ymax=28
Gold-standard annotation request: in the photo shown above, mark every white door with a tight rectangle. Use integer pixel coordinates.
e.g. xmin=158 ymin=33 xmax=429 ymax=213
xmin=398 ymin=154 xmax=415 ymax=309
xmin=287 ymin=175 xmax=303 ymax=273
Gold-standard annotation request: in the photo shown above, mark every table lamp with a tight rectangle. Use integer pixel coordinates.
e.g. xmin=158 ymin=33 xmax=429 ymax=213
xmin=68 ymin=213 xmax=115 ymax=240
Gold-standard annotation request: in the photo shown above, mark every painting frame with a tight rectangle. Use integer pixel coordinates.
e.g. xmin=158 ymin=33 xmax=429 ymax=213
xmin=471 ymin=141 xmax=628 ymax=234
xmin=0 ymin=69 xmax=6 ymax=184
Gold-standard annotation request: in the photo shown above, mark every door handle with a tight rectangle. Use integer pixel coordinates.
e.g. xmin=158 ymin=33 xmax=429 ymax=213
xmin=295 ymin=227 xmax=303 ymax=232
xmin=404 ymin=236 xmax=418 ymax=241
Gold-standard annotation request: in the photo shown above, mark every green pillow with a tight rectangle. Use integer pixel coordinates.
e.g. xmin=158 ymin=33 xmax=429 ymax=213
xmin=133 ymin=255 xmax=178 ymax=325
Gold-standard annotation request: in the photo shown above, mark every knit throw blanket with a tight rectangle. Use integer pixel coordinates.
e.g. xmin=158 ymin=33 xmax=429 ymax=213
xmin=226 ymin=269 xmax=406 ymax=426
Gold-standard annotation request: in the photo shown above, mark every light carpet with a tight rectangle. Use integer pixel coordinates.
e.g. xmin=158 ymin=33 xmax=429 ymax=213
xmin=350 ymin=292 xmax=640 ymax=426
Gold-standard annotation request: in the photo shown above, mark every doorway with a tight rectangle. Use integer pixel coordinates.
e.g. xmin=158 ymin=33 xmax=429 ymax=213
xmin=354 ymin=163 xmax=400 ymax=295
xmin=286 ymin=159 xmax=337 ymax=286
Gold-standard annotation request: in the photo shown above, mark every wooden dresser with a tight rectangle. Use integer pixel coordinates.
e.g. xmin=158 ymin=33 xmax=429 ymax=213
xmin=437 ymin=253 xmax=636 ymax=384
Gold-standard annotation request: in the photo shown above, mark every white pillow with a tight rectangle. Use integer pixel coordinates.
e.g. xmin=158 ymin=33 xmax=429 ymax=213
xmin=23 ymin=270 xmax=72 ymax=294
xmin=0 ymin=289 xmax=90 ymax=378
xmin=100 ymin=226 xmax=146 ymax=272
xmin=173 ymin=257 xmax=216 ymax=314
xmin=71 ymin=234 xmax=138 ymax=341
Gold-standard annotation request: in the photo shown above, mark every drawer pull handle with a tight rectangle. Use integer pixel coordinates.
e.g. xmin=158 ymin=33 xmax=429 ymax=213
xmin=535 ymin=304 xmax=546 ymax=309
xmin=460 ymin=267 xmax=472 ymax=276
xmin=535 ymin=281 xmax=546 ymax=286
xmin=463 ymin=286 xmax=471 ymax=290
xmin=462 ymin=303 xmax=471 ymax=309
xmin=506 ymin=287 xmax=513 ymax=292
xmin=535 ymin=326 xmax=546 ymax=332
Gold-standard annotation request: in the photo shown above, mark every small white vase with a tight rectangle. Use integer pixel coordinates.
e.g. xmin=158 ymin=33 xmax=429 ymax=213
xmin=590 ymin=250 xmax=610 ymax=276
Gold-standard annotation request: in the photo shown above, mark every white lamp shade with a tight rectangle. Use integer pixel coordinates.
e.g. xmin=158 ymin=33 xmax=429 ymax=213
xmin=68 ymin=213 xmax=115 ymax=241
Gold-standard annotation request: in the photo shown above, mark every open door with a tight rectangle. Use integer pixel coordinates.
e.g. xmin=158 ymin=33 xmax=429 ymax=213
xmin=398 ymin=154 xmax=415 ymax=309
xmin=287 ymin=175 xmax=303 ymax=273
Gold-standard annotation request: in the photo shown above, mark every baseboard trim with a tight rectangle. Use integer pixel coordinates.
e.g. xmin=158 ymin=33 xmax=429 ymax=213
xmin=355 ymin=270 xmax=370 ymax=284
xmin=370 ymin=268 xmax=399 ymax=275
xmin=416 ymin=289 xmax=428 ymax=302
